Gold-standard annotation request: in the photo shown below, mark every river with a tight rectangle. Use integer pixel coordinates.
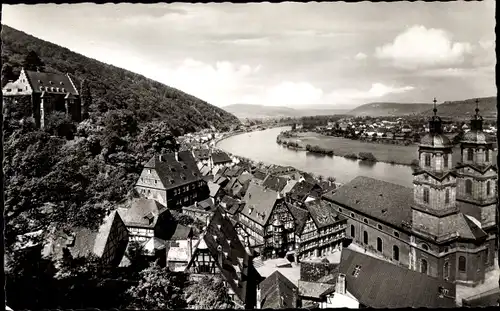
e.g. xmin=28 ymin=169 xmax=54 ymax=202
xmin=217 ymin=127 xmax=415 ymax=187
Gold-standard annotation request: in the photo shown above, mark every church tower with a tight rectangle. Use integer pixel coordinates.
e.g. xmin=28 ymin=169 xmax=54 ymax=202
xmin=412 ymin=98 xmax=458 ymax=238
xmin=455 ymin=99 xmax=497 ymax=269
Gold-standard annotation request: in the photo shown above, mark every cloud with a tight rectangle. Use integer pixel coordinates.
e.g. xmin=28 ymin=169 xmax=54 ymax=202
xmin=354 ymin=52 xmax=367 ymax=60
xmin=375 ymin=25 xmax=473 ymax=69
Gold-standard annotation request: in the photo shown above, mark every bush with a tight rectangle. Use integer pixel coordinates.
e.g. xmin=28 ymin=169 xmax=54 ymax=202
xmin=358 ymin=152 xmax=377 ymax=162
xmin=344 ymin=153 xmax=358 ymax=160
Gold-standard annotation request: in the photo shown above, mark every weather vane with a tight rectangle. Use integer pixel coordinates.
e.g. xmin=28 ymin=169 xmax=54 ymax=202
xmin=433 ymin=97 xmax=437 ymax=116
xmin=475 ymin=98 xmax=480 ymax=115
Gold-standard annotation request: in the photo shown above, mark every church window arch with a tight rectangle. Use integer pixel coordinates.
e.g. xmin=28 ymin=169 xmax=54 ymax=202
xmin=487 ymin=181 xmax=491 ymax=195
xmin=423 ymin=188 xmax=430 ymax=204
xmin=443 ymin=262 xmax=450 ymax=280
xmin=421 ymin=243 xmax=429 ymax=251
xmin=467 ymin=148 xmax=473 ymax=161
xmin=465 ymin=180 xmax=472 ymax=195
xmin=485 ymin=149 xmax=490 ymax=162
xmin=420 ymin=259 xmax=428 ymax=274
xmin=350 ymin=225 xmax=355 ymax=238
xmin=393 ymin=245 xmax=399 ymax=261
xmin=424 ymin=154 xmax=431 ymax=167
xmin=443 ymin=153 xmax=448 ymax=168
xmin=376 ymin=237 xmax=383 ymax=252
xmin=363 ymin=231 xmax=368 ymax=244
xmin=458 ymin=256 xmax=466 ymax=272
xmin=445 ymin=189 xmax=450 ymax=204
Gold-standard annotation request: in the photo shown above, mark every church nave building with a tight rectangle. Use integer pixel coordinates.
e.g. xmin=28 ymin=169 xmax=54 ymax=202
xmin=322 ymin=99 xmax=497 ymax=287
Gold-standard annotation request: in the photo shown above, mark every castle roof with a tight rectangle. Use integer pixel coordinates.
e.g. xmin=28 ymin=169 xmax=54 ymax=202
xmin=25 ymin=69 xmax=79 ymax=95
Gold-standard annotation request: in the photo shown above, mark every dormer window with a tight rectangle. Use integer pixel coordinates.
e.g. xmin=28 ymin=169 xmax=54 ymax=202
xmin=62 ymin=88 xmax=66 ymax=92
xmin=39 ymin=86 xmax=43 ymax=91
xmin=467 ymin=149 xmax=473 ymax=161
xmin=38 ymin=80 xmax=42 ymax=84
xmin=423 ymin=188 xmax=430 ymax=204
xmin=60 ymin=81 xmax=64 ymax=85
xmin=49 ymin=81 xmax=53 ymax=85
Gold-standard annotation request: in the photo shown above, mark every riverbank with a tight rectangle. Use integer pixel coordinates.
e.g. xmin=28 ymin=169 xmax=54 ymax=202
xmin=276 ymin=131 xmax=499 ymax=167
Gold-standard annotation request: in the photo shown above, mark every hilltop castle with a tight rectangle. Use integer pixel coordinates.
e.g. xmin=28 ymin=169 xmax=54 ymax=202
xmin=323 ymin=98 xmax=497 ymax=287
xmin=2 ymin=68 xmax=87 ymax=128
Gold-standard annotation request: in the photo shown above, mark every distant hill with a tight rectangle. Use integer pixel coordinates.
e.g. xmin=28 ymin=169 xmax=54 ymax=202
xmin=346 ymin=102 xmax=433 ymax=117
xmin=1 ymin=25 xmax=240 ymax=133
xmin=222 ymin=103 xmax=349 ymax=119
xmin=419 ymin=97 xmax=497 ymax=120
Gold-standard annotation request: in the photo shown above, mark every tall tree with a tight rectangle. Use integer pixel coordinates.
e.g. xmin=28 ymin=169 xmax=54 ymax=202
xmin=2 ymin=63 xmax=17 ymax=87
xmin=184 ymin=275 xmax=235 ymax=309
xmin=126 ymin=264 xmax=188 ymax=310
xmin=80 ymin=79 xmax=92 ymax=120
xmin=23 ymin=50 xmax=45 ymax=72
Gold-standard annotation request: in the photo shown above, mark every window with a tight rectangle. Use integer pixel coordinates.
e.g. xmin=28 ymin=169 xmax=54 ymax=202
xmin=443 ymin=154 xmax=448 ymax=168
xmin=443 ymin=262 xmax=450 ymax=280
xmin=338 ymin=208 xmax=342 ymax=213
xmin=363 ymin=218 xmax=368 ymax=224
xmin=421 ymin=244 xmax=429 ymax=251
xmin=465 ymin=180 xmax=472 ymax=195
xmin=393 ymin=245 xmax=399 ymax=261
xmin=487 ymin=181 xmax=491 ymax=195
xmin=352 ymin=265 xmax=361 ymax=277
xmin=394 ymin=231 xmax=400 ymax=238
xmin=485 ymin=150 xmax=490 ymax=162
xmin=485 ymin=248 xmax=489 ymax=264
xmin=420 ymin=259 xmax=428 ymax=274
xmin=350 ymin=225 xmax=355 ymax=238
xmin=363 ymin=231 xmax=368 ymax=244
xmin=425 ymin=154 xmax=431 ymax=167
xmin=350 ymin=212 xmax=355 ymax=218
xmin=445 ymin=189 xmax=450 ymax=204
xmin=377 ymin=237 xmax=383 ymax=252
xmin=377 ymin=224 xmax=383 ymax=230
xmin=423 ymin=188 xmax=430 ymax=204
xmin=467 ymin=148 xmax=473 ymax=161
xmin=458 ymin=256 xmax=466 ymax=272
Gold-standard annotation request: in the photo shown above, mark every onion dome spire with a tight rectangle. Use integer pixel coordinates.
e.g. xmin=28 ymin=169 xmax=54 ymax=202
xmin=470 ymin=98 xmax=484 ymax=131
xmin=429 ymin=97 xmax=443 ymax=134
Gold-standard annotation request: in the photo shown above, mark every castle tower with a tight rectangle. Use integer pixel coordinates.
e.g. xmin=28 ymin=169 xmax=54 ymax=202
xmin=455 ymin=99 xmax=497 ymax=268
xmin=412 ymin=98 xmax=458 ymax=234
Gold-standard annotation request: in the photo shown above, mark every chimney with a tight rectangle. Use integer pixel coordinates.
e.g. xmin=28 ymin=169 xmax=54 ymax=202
xmin=256 ymin=285 xmax=262 ymax=309
xmin=336 ymin=273 xmax=346 ymax=295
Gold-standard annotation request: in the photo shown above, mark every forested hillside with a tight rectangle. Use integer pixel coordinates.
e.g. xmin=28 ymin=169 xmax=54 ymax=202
xmin=1 ymin=25 xmax=240 ymax=133
xmin=3 ymin=25 xmax=239 ymax=309
xmin=346 ymin=102 xmax=433 ymax=117
xmin=419 ymin=97 xmax=497 ymax=120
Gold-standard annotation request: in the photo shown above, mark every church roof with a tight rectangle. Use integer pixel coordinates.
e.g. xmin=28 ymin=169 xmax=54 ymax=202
xmin=322 ymin=176 xmax=413 ymax=229
xmin=462 ymin=130 xmax=493 ymax=145
xmin=419 ymin=133 xmax=453 ymax=148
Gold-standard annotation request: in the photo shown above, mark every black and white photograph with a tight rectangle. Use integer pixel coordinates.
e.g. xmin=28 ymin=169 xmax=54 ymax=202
xmin=2 ymin=1 xmax=499 ymax=309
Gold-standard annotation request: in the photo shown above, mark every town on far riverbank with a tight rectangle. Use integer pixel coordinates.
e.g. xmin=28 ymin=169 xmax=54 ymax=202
xmin=276 ymin=115 xmax=498 ymax=167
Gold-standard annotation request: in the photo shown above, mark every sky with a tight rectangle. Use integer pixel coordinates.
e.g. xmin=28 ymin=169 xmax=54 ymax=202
xmin=2 ymin=2 xmax=496 ymax=109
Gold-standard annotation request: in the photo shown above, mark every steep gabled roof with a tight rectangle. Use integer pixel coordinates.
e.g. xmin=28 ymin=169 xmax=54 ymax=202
xmin=117 ymin=198 xmax=169 ymax=228
xmin=207 ymin=181 xmax=221 ymax=197
xmin=323 ymin=176 xmax=413 ymax=229
xmin=220 ymin=195 xmax=244 ymax=215
xmin=286 ymin=203 xmax=309 ymax=234
xmin=259 ymin=271 xmax=298 ymax=309
xmin=289 ymin=181 xmax=321 ymax=202
xmin=193 ymin=148 xmax=211 ymax=161
xmin=25 ymin=70 xmax=79 ymax=95
xmin=455 ymin=162 xmax=498 ymax=174
xmin=253 ymin=169 xmax=268 ymax=181
xmin=339 ymin=248 xmax=457 ymax=308
xmin=189 ymin=209 xmax=261 ymax=306
xmin=144 ymin=151 xmax=203 ymax=190
xmin=241 ymin=183 xmax=279 ymax=226
xmin=212 ymin=152 xmax=232 ymax=164
xmin=304 ymin=199 xmax=345 ymax=229
xmin=262 ymin=175 xmax=289 ymax=193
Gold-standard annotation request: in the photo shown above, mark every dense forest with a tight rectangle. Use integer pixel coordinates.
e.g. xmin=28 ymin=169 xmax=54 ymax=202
xmin=2 ymin=25 xmax=240 ymax=309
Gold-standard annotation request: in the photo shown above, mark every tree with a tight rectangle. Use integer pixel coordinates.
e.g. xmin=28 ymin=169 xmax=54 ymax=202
xmin=184 ymin=275 xmax=234 ymax=309
xmin=80 ymin=79 xmax=92 ymax=120
xmin=126 ymin=264 xmax=188 ymax=310
xmin=23 ymin=50 xmax=45 ymax=71
xmin=2 ymin=63 xmax=17 ymax=87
